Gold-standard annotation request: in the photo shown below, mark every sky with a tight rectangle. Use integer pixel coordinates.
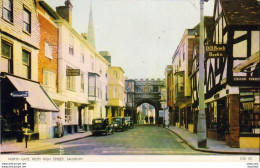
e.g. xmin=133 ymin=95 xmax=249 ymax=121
xmin=45 ymin=0 xmax=215 ymax=79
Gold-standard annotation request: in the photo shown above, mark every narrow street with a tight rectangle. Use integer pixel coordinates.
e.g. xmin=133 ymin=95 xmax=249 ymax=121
xmin=21 ymin=126 xmax=215 ymax=155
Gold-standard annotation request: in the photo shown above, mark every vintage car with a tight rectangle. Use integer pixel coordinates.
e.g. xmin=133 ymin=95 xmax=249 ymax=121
xmin=112 ymin=117 xmax=127 ymax=132
xmin=90 ymin=118 xmax=113 ymax=135
xmin=125 ymin=117 xmax=134 ymax=129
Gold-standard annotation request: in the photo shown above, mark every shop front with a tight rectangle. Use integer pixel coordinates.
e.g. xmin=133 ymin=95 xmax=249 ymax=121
xmin=1 ymin=74 xmax=59 ymax=142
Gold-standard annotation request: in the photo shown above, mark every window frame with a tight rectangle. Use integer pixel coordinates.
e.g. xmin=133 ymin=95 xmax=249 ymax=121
xmin=2 ymin=0 xmax=13 ymax=23
xmin=23 ymin=6 xmax=31 ymax=34
xmin=22 ymin=49 xmax=31 ymax=79
xmin=1 ymin=39 xmax=13 ymax=73
xmin=45 ymin=41 xmax=53 ymax=59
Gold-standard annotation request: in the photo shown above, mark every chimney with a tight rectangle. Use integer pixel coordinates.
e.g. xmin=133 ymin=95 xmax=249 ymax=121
xmin=56 ymin=0 xmax=73 ymax=25
xmin=81 ymin=33 xmax=87 ymax=40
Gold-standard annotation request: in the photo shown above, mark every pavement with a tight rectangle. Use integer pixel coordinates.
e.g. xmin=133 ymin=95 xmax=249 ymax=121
xmin=166 ymin=126 xmax=260 ymax=155
xmin=0 ymin=131 xmax=92 ymax=154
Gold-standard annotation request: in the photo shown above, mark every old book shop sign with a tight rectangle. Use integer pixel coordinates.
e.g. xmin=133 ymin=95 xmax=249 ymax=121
xmin=205 ymin=45 xmax=226 ymax=58
xmin=66 ymin=69 xmax=80 ymax=76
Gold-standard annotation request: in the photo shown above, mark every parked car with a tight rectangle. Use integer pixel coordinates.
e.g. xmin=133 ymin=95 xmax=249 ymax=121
xmin=125 ymin=117 xmax=134 ymax=129
xmin=112 ymin=117 xmax=127 ymax=132
xmin=90 ymin=118 xmax=113 ymax=136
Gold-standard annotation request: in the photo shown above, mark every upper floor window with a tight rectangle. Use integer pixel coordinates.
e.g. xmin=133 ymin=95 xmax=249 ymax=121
xmin=45 ymin=41 xmax=52 ymax=59
xmin=22 ymin=49 xmax=31 ymax=79
xmin=1 ymin=40 xmax=13 ymax=73
xmin=43 ymin=70 xmax=56 ymax=88
xmin=81 ymin=73 xmax=84 ymax=92
xmin=23 ymin=7 xmax=31 ymax=34
xmin=69 ymin=35 xmax=74 ymax=56
xmin=81 ymin=53 xmax=84 ymax=63
xmin=3 ymin=0 xmax=13 ymax=22
xmin=66 ymin=66 xmax=75 ymax=91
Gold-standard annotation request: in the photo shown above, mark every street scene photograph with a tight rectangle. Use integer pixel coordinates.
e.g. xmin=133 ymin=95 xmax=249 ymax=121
xmin=0 ymin=0 xmax=259 ymax=162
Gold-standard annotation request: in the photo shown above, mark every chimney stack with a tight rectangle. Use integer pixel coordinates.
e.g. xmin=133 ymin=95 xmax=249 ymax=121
xmin=56 ymin=0 xmax=73 ymax=25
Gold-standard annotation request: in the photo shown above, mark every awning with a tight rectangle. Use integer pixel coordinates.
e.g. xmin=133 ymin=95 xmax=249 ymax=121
xmin=7 ymin=75 xmax=59 ymax=112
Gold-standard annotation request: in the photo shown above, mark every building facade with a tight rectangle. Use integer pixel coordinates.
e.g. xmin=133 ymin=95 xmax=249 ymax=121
xmin=0 ymin=0 xmax=59 ymax=141
xmin=172 ymin=29 xmax=195 ymax=131
xmin=107 ymin=67 xmax=125 ymax=122
xmin=204 ymin=0 xmax=260 ymax=148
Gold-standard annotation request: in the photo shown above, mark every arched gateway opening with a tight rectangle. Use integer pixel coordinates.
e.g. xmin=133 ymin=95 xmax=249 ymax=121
xmin=135 ymin=99 xmax=160 ymax=124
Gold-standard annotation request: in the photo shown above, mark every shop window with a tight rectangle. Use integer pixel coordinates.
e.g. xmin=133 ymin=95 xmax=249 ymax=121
xmin=22 ymin=49 xmax=31 ymax=79
xmin=23 ymin=7 xmax=31 ymax=34
xmin=65 ymin=102 xmax=74 ymax=123
xmin=43 ymin=70 xmax=56 ymax=88
xmin=1 ymin=40 xmax=13 ymax=73
xmin=3 ymin=0 xmax=13 ymax=22
xmin=240 ymin=92 xmax=260 ymax=134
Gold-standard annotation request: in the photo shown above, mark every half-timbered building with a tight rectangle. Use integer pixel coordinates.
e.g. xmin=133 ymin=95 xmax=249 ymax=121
xmin=204 ymin=0 xmax=260 ymax=148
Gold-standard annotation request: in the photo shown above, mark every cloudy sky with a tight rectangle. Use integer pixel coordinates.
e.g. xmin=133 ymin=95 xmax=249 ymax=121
xmin=45 ymin=0 xmax=214 ymax=79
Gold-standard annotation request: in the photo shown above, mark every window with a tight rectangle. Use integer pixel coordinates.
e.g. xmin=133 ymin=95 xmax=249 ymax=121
xmin=113 ymin=87 xmax=117 ymax=98
xmin=66 ymin=66 xmax=75 ymax=90
xmin=23 ymin=7 xmax=31 ymax=34
xmin=65 ymin=102 xmax=74 ymax=123
xmin=177 ymin=73 xmax=184 ymax=92
xmin=43 ymin=70 xmax=56 ymax=88
xmin=69 ymin=35 xmax=74 ymax=56
xmin=1 ymin=40 xmax=13 ymax=73
xmin=22 ymin=49 xmax=31 ymax=79
xmin=81 ymin=73 xmax=84 ymax=92
xmin=81 ymin=53 xmax=84 ymax=63
xmin=45 ymin=41 xmax=52 ymax=59
xmin=88 ymin=73 xmax=97 ymax=97
xmin=3 ymin=0 xmax=13 ymax=22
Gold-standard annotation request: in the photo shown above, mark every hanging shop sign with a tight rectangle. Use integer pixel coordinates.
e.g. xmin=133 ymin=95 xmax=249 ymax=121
xmin=66 ymin=69 xmax=80 ymax=76
xmin=10 ymin=91 xmax=28 ymax=97
xmin=205 ymin=45 xmax=226 ymax=58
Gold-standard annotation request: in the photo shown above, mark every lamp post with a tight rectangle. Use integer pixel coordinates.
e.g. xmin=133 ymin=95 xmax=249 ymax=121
xmin=197 ymin=0 xmax=208 ymax=148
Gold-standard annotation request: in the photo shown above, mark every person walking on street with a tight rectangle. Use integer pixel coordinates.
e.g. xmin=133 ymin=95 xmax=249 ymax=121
xmin=145 ymin=116 xmax=148 ymax=124
xmin=151 ymin=116 xmax=154 ymax=124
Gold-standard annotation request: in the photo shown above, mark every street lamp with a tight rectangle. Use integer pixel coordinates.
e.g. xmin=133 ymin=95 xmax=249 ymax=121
xmin=197 ymin=0 xmax=208 ymax=148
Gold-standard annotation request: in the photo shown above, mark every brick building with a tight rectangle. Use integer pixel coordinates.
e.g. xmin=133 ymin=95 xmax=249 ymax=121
xmin=0 ymin=0 xmax=58 ymax=142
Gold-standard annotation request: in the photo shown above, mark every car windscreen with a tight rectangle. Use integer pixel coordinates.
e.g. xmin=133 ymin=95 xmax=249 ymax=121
xmin=94 ymin=120 xmax=103 ymax=123
xmin=125 ymin=117 xmax=130 ymax=121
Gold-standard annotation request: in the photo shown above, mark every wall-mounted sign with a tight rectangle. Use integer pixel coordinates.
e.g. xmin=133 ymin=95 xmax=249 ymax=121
xmin=10 ymin=91 xmax=28 ymax=97
xmin=66 ymin=69 xmax=80 ymax=76
xmin=205 ymin=45 xmax=226 ymax=58
xmin=233 ymin=77 xmax=260 ymax=81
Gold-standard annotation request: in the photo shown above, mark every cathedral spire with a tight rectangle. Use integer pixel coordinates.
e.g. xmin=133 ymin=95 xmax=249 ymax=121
xmin=88 ymin=0 xmax=96 ymax=49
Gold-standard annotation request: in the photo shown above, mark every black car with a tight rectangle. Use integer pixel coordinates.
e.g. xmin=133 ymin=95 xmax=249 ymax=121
xmin=125 ymin=117 xmax=134 ymax=129
xmin=90 ymin=118 xmax=113 ymax=136
xmin=112 ymin=117 xmax=127 ymax=132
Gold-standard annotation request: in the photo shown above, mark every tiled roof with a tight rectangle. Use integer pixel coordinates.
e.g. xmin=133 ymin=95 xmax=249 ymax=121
xmin=220 ymin=0 xmax=260 ymax=26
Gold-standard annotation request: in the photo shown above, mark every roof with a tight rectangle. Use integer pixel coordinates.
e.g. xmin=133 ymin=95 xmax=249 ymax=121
xmin=219 ymin=0 xmax=260 ymax=26
xmin=38 ymin=1 xmax=60 ymax=19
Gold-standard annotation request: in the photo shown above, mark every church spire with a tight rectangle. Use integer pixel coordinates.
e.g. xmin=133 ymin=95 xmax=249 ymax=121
xmin=88 ymin=0 xmax=96 ymax=49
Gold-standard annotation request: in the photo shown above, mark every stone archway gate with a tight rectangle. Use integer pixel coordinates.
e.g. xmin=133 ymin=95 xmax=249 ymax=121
xmin=125 ymin=78 xmax=165 ymax=123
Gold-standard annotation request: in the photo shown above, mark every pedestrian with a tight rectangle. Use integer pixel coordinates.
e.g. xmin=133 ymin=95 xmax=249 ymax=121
xmin=56 ymin=116 xmax=63 ymax=138
xmin=145 ymin=116 xmax=148 ymax=124
xmin=149 ymin=115 xmax=152 ymax=124
xmin=151 ymin=116 xmax=154 ymax=124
